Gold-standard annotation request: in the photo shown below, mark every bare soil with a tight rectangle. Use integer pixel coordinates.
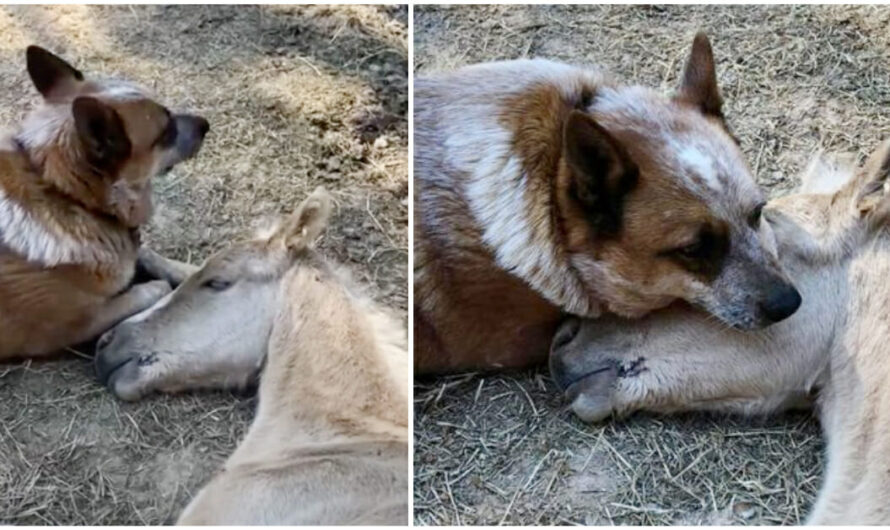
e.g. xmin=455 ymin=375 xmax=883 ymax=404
xmin=0 ymin=5 xmax=407 ymax=524
xmin=414 ymin=4 xmax=890 ymax=525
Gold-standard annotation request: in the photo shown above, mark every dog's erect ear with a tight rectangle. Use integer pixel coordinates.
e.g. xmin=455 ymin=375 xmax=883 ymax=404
xmin=675 ymin=32 xmax=724 ymax=120
xmin=73 ymin=97 xmax=132 ymax=172
xmin=281 ymin=187 xmax=333 ymax=252
xmin=26 ymin=46 xmax=84 ymax=100
xmin=563 ymin=110 xmax=639 ymax=236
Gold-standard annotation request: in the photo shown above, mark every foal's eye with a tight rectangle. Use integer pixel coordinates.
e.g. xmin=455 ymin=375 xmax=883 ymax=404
xmin=748 ymin=202 xmax=766 ymax=227
xmin=202 ymin=278 xmax=233 ymax=291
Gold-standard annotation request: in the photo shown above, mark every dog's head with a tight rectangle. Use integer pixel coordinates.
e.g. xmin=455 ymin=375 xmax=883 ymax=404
xmin=558 ymin=33 xmax=799 ymax=329
xmin=17 ymin=46 xmax=209 ymax=227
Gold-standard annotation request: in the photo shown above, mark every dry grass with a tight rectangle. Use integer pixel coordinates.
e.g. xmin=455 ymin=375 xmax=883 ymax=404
xmin=0 ymin=5 xmax=406 ymax=525
xmin=413 ymin=4 xmax=890 ymax=525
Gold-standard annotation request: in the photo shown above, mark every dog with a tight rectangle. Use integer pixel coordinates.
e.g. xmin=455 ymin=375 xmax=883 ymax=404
xmin=0 ymin=46 xmax=208 ymax=359
xmin=414 ymin=33 xmax=801 ymax=373
xmin=549 ymin=141 xmax=890 ymax=524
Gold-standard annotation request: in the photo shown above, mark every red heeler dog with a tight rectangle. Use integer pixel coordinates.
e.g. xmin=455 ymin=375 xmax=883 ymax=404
xmin=414 ymin=33 xmax=800 ymax=373
xmin=0 ymin=46 xmax=208 ymax=359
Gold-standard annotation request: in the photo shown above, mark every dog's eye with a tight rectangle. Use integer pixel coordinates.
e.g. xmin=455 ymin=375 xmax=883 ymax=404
xmin=202 ymin=278 xmax=233 ymax=291
xmin=676 ymin=239 xmax=705 ymax=259
xmin=157 ymin=119 xmax=178 ymax=148
xmin=662 ymin=227 xmax=728 ymax=277
xmin=748 ymin=202 xmax=766 ymax=227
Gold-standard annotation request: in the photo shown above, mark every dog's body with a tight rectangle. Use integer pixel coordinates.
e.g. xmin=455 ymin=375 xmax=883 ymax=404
xmin=0 ymin=47 xmax=207 ymax=359
xmin=415 ymin=35 xmax=800 ymax=373
xmin=550 ymin=143 xmax=890 ymax=524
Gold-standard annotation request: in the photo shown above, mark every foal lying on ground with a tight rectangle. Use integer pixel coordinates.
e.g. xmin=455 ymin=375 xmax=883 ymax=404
xmin=95 ymin=188 xmax=409 ymax=525
xmin=551 ymin=142 xmax=890 ymax=524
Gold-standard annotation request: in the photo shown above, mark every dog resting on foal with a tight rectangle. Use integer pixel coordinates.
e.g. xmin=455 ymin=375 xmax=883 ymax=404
xmin=551 ymin=142 xmax=890 ymax=524
xmin=415 ymin=33 xmax=800 ymax=373
xmin=0 ymin=46 xmax=208 ymax=359
xmin=95 ymin=188 xmax=409 ymax=525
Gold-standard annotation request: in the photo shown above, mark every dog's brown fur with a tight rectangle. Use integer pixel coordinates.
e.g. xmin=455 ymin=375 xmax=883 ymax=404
xmin=0 ymin=46 xmax=207 ymax=359
xmin=415 ymin=34 xmax=797 ymax=373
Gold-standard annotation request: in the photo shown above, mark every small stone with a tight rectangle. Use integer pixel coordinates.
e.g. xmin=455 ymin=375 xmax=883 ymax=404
xmin=733 ymin=502 xmax=757 ymax=520
xmin=373 ymin=136 xmax=389 ymax=149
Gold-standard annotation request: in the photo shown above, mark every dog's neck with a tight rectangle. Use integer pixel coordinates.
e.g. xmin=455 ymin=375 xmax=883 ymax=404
xmin=11 ymin=135 xmax=40 ymax=177
xmin=459 ymin=108 xmax=601 ymax=317
xmin=0 ymin=130 xmax=134 ymax=267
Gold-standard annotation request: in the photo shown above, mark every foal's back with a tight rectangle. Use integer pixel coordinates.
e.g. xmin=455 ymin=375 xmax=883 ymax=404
xmin=178 ymin=439 xmax=408 ymax=524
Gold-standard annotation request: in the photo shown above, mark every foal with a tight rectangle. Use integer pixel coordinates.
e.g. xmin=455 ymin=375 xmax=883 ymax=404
xmin=551 ymin=142 xmax=890 ymax=524
xmin=95 ymin=188 xmax=409 ymax=525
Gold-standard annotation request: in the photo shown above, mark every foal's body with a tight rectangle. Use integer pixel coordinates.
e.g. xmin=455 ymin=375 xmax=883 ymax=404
xmin=178 ymin=264 xmax=409 ymax=525
xmin=551 ymin=145 xmax=890 ymax=524
xmin=95 ymin=189 xmax=409 ymax=525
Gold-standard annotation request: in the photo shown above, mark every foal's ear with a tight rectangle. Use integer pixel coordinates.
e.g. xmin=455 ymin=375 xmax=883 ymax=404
xmin=282 ymin=187 xmax=333 ymax=251
xmin=855 ymin=139 xmax=890 ymax=218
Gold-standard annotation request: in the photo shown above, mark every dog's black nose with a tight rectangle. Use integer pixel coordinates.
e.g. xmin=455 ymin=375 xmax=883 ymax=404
xmin=197 ymin=117 xmax=210 ymax=137
xmin=760 ymin=284 xmax=802 ymax=323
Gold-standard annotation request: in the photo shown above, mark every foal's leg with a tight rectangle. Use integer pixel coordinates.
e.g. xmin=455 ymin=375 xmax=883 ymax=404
xmin=551 ymin=307 xmax=825 ymax=422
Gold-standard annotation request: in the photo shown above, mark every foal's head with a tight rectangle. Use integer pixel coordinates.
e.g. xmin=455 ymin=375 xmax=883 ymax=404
xmin=95 ymin=188 xmax=333 ymax=400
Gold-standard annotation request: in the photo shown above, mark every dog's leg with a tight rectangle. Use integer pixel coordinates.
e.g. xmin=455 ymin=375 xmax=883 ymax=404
xmin=77 ymin=280 xmax=172 ymax=344
xmin=136 ymin=247 xmax=199 ymax=287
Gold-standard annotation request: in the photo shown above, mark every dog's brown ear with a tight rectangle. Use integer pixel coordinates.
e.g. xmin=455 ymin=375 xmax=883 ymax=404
xmin=281 ymin=187 xmax=333 ymax=252
xmin=73 ymin=97 xmax=132 ymax=173
xmin=675 ymin=32 xmax=724 ymax=120
xmin=563 ymin=110 xmax=638 ymax=236
xmin=26 ymin=46 xmax=84 ymax=100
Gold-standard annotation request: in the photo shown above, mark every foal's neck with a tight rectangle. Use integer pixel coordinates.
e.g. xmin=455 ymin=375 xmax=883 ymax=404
xmin=257 ymin=264 xmax=409 ymax=446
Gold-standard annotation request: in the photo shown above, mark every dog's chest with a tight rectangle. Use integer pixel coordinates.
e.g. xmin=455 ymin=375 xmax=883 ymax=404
xmin=0 ymin=165 xmax=139 ymax=292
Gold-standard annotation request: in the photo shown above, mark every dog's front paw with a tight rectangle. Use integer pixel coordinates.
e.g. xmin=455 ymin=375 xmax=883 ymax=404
xmin=131 ymin=279 xmax=172 ymax=310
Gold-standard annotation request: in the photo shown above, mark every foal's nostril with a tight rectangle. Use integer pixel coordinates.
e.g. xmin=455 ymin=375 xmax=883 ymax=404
xmin=759 ymin=284 xmax=802 ymax=323
xmin=552 ymin=317 xmax=581 ymax=353
xmin=96 ymin=329 xmax=115 ymax=352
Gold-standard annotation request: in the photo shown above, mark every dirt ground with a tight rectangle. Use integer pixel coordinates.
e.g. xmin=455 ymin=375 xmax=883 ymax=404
xmin=414 ymin=4 xmax=890 ymax=525
xmin=0 ymin=5 xmax=407 ymax=525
